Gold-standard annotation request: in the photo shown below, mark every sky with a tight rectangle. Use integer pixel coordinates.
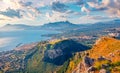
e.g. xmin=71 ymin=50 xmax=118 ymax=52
xmin=0 ymin=0 xmax=120 ymax=26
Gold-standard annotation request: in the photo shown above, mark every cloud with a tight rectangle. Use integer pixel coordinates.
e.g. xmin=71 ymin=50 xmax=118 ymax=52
xmin=0 ymin=0 xmax=41 ymax=18
xmin=51 ymin=1 xmax=68 ymax=13
xmin=0 ymin=0 xmax=22 ymax=11
xmin=69 ymin=15 xmax=99 ymax=24
xmin=0 ymin=14 xmax=12 ymax=23
xmin=102 ymin=0 xmax=120 ymax=17
xmin=80 ymin=0 xmax=106 ymax=12
xmin=20 ymin=1 xmax=33 ymax=7
xmin=74 ymin=0 xmax=120 ymax=17
xmin=86 ymin=1 xmax=107 ymax=11
xmin=69 ymin=15 xmax=112 ymax=24
xmin=0 ymin=18 xmax=6 ymax=20
xmin=81 ymin=6 xmax=90 ymax=14
xmin=0 ymin=37 xmax=15 ymax=48
xmin=0 ymin=0 xmax=120 ymax=25
xmin=75 ymin=0 xmax=85 ymax=5
xmin=46 ymin=11 xmax=67 ymax=22
xmin=0 ymin=8 xmax=22 ymax=18
xmin=80 ymin=0 xmax=120 ymax=17
xmin=87 ymin=16 xmax=112 ymax=20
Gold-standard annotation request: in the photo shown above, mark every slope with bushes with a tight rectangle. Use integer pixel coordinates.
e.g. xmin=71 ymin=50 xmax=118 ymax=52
xmin=71 ymin=37 xmax=120 ymax=73
xmin=25 ymin=39 xmax=89 ymax=73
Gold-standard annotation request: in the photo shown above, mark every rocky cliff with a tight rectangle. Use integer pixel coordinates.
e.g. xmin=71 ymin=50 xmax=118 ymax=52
xmin=71 ymin=37 xmax=120 ymax=73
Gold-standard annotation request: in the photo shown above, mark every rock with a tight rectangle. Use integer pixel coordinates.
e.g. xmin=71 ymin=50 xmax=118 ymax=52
xmin=98 ymin=56 xmax=106 ymax=61
xmin=109 ymin=53 xmax=115 ymax=57
xmin=44 ymin=49 xmax=63 ymax=59
xmin=97 ymin=56 xmax=111 ymax=63
xmin=83 ymin=53 xmax=94 ymax=68
xmin=99 ymin=69 xmax=107 ymax=73
xmin=87 ymin=66 xmax=96 ymax=73
xmin=101 ymin=64 xmax=109 ymax=69
xmin=99 ymin=69 xmax=110 ymax=73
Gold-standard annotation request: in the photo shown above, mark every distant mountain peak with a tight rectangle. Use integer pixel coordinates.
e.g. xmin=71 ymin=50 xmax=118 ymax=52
xmin=114 ymin=19 xmax=120 ymax=21
xmin=0 ymin=23 xmax=36 ymax=31
xmin=6 ymin=24 xmax=11 ymax=26
xmin=41 ymin=21 xmax=78 ymax=30
xmin=47 ymin=21 xmax=72 ymax=25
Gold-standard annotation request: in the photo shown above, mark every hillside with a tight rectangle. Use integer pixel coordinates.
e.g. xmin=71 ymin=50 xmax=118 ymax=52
xmin=41 ymin=21 xmax=80 ymax=30
xmin=25 ymin=39 xmax=89 ymax=73
xmin=71 ymin=37 xmax=120 ymax=73
xmin=0 ymin=21 xmax=81 ymax=32
xmin=43 ymin=39 xmax=89 ymax=65
xmin=0 ymin=37 xmax=120 ymax=73
xmin=89 ymin=37 xmax=120 ymax=62
xmin=0 ymin=24 xmax=37 ymax=31
xmin=53 ymin=19 xmax=120 ymax=38
xmin=0 ymin=39 xmax=89 ymax=73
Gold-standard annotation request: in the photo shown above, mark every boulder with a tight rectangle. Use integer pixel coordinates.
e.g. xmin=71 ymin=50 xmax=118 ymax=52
xmin=99 ymin=69 xmax=110 ymax=73
xmin=87 ymin=66 xmax=96 ymax=73
xmin=97 ymin=56 xmax=106 ymax=61
xmin=83 ymin=54 xmax=94 ymax=68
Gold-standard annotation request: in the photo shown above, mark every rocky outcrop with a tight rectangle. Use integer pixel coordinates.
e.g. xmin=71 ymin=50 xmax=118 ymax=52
xmin=72 ymin=37 xmax=120 ymax=73
xmin=72 ymin=53 xmax=113 ymax=73
xmin=72 ymin=53 xmax=96 ymax=73
xmin=43 ymin=39 xmax=89 ymax=65
xmin=99 ymin=69 xmax=110 ymax=73
xmin=87 ymin=66 xmax=96 ymax=73
xmin=83 ymin=54 xmax=94 ymax=68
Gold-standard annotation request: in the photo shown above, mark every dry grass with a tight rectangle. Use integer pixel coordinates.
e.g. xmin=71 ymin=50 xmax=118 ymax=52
xmin=89 ymin=37 xmax=120 ymax=62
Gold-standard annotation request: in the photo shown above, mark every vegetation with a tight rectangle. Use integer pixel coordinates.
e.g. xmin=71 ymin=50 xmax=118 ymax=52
xmin=67 ymin=37 xmax=120 ymax=73
xmin=0 ymin=36 xmax=120 ymax=73
xmin=89 ymin=37 xmax=120 ymax=62
xmin=57 ymin=52 xmax=83 ymax=73
xmin=94 ymin=60 xmax=111 ymax=70
xmin=57 ymin=60 xmax=69 ymax=73
xmin=89 ymin=37 xmax=120 ymax=72
xmin=49 ymin=39 xmax=61 ymax=45
xmin=25 ymin=42 xmax=58 ymax=73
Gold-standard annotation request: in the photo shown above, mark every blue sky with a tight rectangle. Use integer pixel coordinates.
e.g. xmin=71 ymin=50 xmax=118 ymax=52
xmin=0 ymin=0 xmax=120 ymax=26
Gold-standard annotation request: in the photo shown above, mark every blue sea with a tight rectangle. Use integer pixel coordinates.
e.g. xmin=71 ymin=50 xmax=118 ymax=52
xmin=0 ymin=30 xmax=58 ymax=52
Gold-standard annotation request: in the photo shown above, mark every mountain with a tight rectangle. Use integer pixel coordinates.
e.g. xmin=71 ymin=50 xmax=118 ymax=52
xmin=41 ymin=21 xmax=80 ymax=30
xmin=89 ymin=37 xmax=120 ymax=62
xmin=1 ymin=19 xmax=120 ymax=32
xmin=91 ymin=19 xmax=120 ymax=30
xmin=69 ymin=37 xmax=120 ymax=73
xmin=0 ymin=24 xmax=36 ymax=31
xmin=0 ymin=39 xmax=89 ymax=73
xmin=0 ymin=20 xmax=120 ymax=73
xmin=43 ymin=39 xmax=89 ymax=65
xmin=25 ymin=39 xmax=89 ymax=73
xmin=53 ymin=19 xmax=120 ymax=38
xmin=0 ymin=36 xmax=120 ymax=73
xmin=0 ymin=21 xmax=82 ymax=31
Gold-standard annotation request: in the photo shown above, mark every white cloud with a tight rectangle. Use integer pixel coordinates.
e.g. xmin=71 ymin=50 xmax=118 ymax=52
xmin=0 ymin=37 xmax=15 ymax=48
xmin=0 ymin=0 xmax=22 ymax=11
xmin=69 ymin=15 xmax=113 ymax=24
xmin=82 ymin=0 xmax=120 ymax=17
xmin=102 ymin=0 xmax=120 ymax=17
xmin=45 ymin=11 xmax=67 ymax=22
xmin=81 ymin=6 xmax=90 ymax=14
xmin=0 ymin=0 xmax=119 ymax=26
xmin=70 ymin=16 xmax=99 ymax=24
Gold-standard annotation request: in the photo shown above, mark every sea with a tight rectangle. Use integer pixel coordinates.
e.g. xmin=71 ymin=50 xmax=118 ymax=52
xmin=0 ymin=30 xmax=58 ymax=52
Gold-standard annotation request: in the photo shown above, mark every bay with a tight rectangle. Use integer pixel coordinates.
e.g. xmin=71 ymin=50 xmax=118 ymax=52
xmin=0 ymin=30 xmax=58 ymax=52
